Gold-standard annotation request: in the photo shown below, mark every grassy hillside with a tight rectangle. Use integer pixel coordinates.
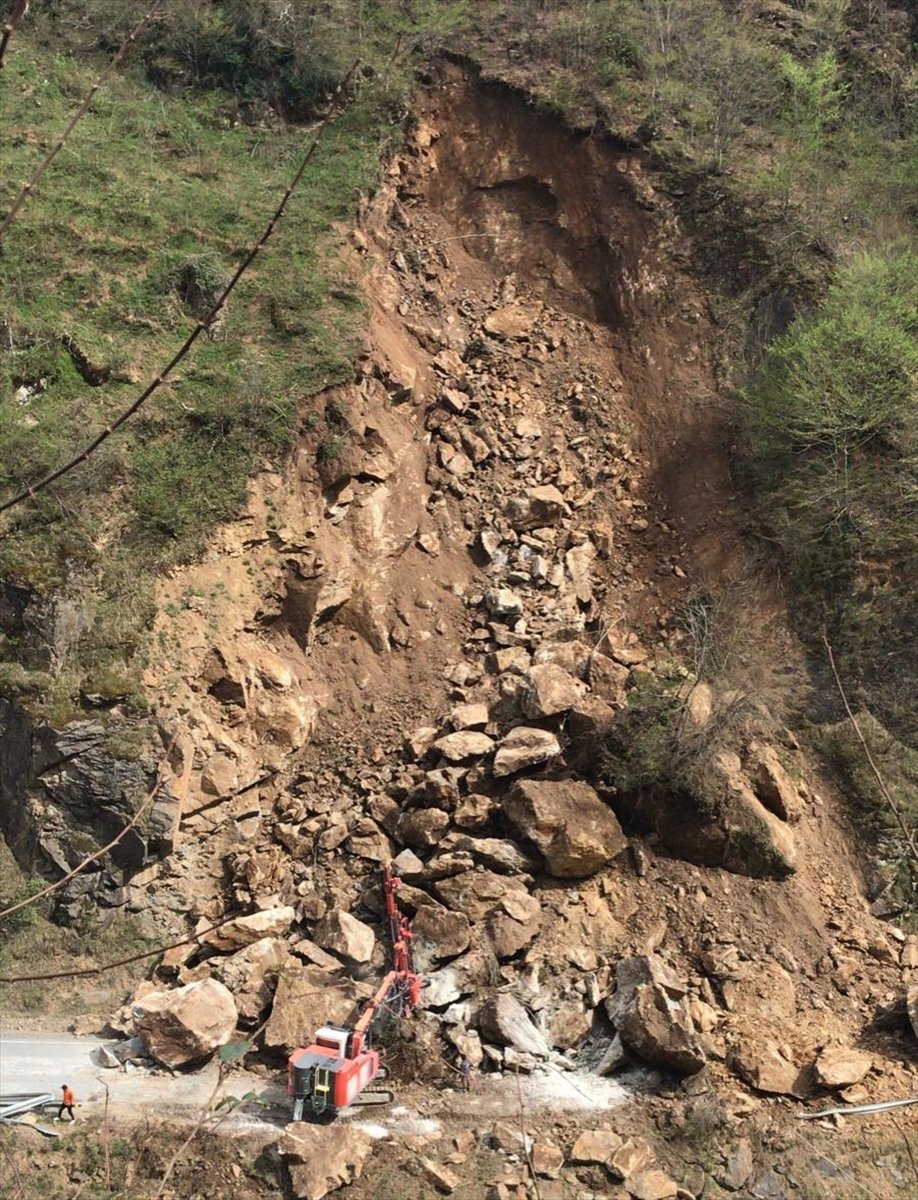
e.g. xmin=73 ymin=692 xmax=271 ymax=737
xmin=0 ymin=2 xmax=438 ymax=715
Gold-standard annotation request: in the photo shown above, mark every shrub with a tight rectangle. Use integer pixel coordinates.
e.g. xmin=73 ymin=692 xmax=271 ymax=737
xmin=742 ymin=245 xmax=918 ymax=736
xmin=598 ymin=671 xmax=747 ymax=816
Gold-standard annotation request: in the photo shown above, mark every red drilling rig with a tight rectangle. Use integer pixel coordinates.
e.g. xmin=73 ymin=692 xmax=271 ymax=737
xmin=287 ymin=864 xmax=423 ymax=1120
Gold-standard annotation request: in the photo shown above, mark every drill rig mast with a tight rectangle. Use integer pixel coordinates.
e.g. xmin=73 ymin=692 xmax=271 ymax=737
xmin=287 ymin=864 xmax=422 ymax=1120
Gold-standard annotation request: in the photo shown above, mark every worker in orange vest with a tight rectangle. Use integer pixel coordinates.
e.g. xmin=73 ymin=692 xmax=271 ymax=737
xmin=56 ymin=1084 xmax=76 ymax=1122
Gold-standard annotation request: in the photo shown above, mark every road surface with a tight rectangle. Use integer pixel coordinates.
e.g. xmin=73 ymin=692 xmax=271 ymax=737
xmin=0 ymin=1032 xmax=286 ymax=1127
xmin=0 ymin=1033 xmax=651 ymax=1138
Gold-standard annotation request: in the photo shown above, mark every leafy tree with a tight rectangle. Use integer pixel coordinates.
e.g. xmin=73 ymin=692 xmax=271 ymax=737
xmin=767 ymin=49 xmax=847 ymax=221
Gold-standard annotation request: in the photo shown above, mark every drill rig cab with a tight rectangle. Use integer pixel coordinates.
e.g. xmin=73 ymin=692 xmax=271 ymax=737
xmin=288 ymin=864 xmax=422 ymax=1120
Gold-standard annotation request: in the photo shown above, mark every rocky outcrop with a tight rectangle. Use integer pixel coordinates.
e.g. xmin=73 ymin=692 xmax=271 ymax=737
xmin=478 ymin=994 xmax=550 ymax=1057
xmin=132 ymin=979 xmax=237 ymax=1067
xmin=504 ymin=778 xmax=626 ymax=877
xmin=0 ymin=700 xmax=164 ymax=892
xmin=279 ymin=1123 xmax=374 ymax=1200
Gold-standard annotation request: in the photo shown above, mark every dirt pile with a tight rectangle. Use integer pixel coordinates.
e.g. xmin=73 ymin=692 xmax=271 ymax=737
xmin=64 ymin=60 xmax=917 ymax=1198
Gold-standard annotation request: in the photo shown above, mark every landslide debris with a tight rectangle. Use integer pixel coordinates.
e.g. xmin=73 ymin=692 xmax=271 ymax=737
xmin=4 ymin=55 xmax=916 ymax=1200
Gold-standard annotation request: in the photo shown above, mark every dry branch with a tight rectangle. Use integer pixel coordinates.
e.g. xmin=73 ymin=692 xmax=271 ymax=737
xmin=823 ymin=634 xmax=918 ymax=867
xmin=0 ymin=908 xmax=250 ymax=983
xmin=0 ymin=0 xmax=29 ymax=70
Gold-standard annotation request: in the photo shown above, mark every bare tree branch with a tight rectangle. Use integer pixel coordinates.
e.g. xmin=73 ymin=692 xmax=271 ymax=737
xmin=0 ymin=0 xmax=29 ymax=70
xmin=0 ymin=908 xmax=251 ymax=983
xmin=0 ymin=2 xmax=163 ymax=239
xmin=0 ymin=58 xmax=360 ymax=516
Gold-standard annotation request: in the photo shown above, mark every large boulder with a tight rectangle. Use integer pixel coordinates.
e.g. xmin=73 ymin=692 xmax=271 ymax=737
xmin=747 ymin=743 xmax=802 ymax=822
xmin=279 ymin=1122 xmax=374 ymax=1200
xmin=132 ymin=979 xmax=237 ymax=1068
xmin=484 ymin=301 xmax=541 ymax=340
xmin=605 ymin=956 xmax=703 ymax=1075
xmin=908 ymin=985 xmax=918 ymax=1041
xmin=731 ymin=1042 xmax=811 ymax=1097
xmin=814 ymin=1045 xmax=873 ymax=1089
xmin=410 ymin=906 xmax=472 ymax=970
xmin=505 ymin=485 xmax=571 ymax=531
xmin=433 ymin=868 xmax=532 ymax=922
xmin=448 ymin=833 xmax=539 ymax=875
xmin=211 ymin=937 xmax=289 ymax=1022
xmin=432 ymin=731 xmax=495 ymax=762
xmin=519 ymin=664 xmax=587 ymax=719
xmin=605 ymin=955 xmax=687 ymax=1024
xmin=615 ymin=983 xmax=705 ymax=1075
xmin=313 ymin=910 xmax=375 ymax=964
xmin=264 ymin=964 xmax=370 ymax=1051
xmin=714 ymin=751 xmax=797 ymax=877
xmin=398 ymin=807 xmax=451 ymax=848
xmin=505 ymin=779 xmax=626 ymax=878
xmin=478 ymin=994 xmax=550 ymax=1058
xmin=485 ymin=890 xmax=542 ymax=960
xmin=202 ymin=906 xmax=296 ymax=951
xmin=570 ymin=1129 xmax=624 ymax=1165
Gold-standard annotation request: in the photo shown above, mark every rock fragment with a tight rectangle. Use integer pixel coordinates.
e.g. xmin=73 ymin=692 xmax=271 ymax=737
xmin=421 ymin=1159 xmax=461 ymax=1194
xmin=211 ymin=936 xmax=288 ymax=1022
xmin=410 ymin=906 xmax=472 ymax=969
xmin=731 ymin=1043 xmax=810 ymax=1097
xmin=433 ymin=730 xmax=496 ymax=761
xmin=314 ymin=910 xmax=375 ymax=964
xmin=492 ymin=727 xmax=562 ymax=777
xmin=505 ymin=778 xmax=626 ymax=877
xmin=265 ymin=964 xmax=368 ymax=1050
xmin=519 ymin=663 xmax=587 ymax=718
xmin=279 ymin=1123 xmax=373 ymax=1200
xmin=814 ymin=1045 xmax=873 ymax=1089
xmin=478 ymin=994 xmax=550 ymax=1057
xmin=569 ymin=1129 xmax=624 ymax=1164
xmin=202 ymin=905 xmax=296 ymax=951
xmin=616 ymin=982 xmax=705 ymax=1075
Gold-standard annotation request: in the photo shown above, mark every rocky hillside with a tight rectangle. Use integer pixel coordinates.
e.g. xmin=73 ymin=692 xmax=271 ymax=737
xmin=1 ymin=5 xmax=916 ymax=1200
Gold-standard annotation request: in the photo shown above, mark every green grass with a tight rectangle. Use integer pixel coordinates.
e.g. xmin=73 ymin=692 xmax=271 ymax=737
xmin=0 ymin=841 xmax=154 ymax=1016
xmin=0 ymin=34 xmax=387 ymax=706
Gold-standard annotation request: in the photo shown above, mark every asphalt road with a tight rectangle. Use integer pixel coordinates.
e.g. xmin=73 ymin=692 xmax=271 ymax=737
xmin=0 ymin=1032 xmax=110 ymax=1100
xmin=0 ymin=1032 xmax=285 ymax=1125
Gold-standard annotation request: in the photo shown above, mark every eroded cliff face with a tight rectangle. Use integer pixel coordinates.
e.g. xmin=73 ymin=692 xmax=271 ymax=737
xmin=5 ymin=66 xmax=914 ymax=1145
xmin=134 ymin=61 xmax=795 ymax=893
xmin=0 ymin=63 xmax=844 ymax=912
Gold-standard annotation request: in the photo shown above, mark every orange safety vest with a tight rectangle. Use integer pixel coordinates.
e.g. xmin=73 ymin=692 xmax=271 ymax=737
xmin=62 ymin=1088 xmax=75 ymax=1106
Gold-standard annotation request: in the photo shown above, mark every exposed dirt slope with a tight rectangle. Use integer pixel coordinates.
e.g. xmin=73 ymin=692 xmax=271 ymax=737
xmin=23 ymin=60 xmax=915 ymax=1200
